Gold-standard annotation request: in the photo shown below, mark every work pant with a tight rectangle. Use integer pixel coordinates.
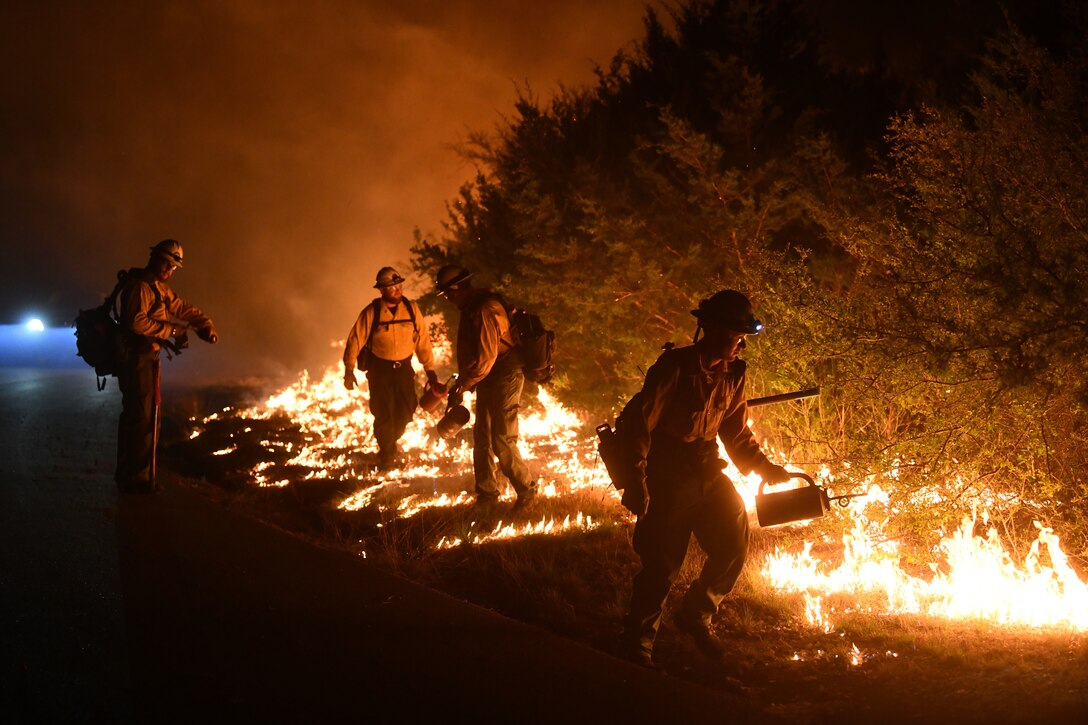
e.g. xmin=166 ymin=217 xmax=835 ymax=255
xmin=472 ymin=361 xmax=533 ymax=498
xmin=624 ymin=455 xmax=750 ymax=652
xmin=115 ymin=350 xmax=160 ymax=489
xmin=365 ymin=357 xmax=417 ymax=464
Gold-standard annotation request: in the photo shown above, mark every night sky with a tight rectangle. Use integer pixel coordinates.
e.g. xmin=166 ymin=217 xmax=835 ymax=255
xmin=1 ymin=0 xmax=657 ymax=382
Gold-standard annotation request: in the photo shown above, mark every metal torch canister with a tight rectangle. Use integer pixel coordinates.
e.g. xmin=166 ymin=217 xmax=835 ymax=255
xmin=434 ymin=403 xmax=470 ymax=439
xmin=419 ymin=380 xmax=448 ymax=413
xmin=755 ymin=472 xmax=830 ymax=527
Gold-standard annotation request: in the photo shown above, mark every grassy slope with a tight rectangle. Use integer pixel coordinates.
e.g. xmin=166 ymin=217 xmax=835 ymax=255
xmin=162 ymin=392 xmax=1088 ymax=723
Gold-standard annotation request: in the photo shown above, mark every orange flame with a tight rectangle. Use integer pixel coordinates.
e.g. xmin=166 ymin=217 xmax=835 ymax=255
xmin=192 ymin=340 xmax=1087 ymax=632
xmin=763 ymin=494 xmax=1088 ymax=631
xmin=436 ymin=513 xmax=599 ymax=548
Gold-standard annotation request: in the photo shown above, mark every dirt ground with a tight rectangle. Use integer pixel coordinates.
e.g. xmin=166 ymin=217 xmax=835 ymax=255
xmin=185 ymin=477 xmax=1088 ymax=723
xmin=2 ymin=369 xmax=749 ymax=722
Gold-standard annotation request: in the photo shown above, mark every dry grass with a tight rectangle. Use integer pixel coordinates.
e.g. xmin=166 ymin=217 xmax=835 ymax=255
xmin=162 ymin=393 xmax=1088 ymax=723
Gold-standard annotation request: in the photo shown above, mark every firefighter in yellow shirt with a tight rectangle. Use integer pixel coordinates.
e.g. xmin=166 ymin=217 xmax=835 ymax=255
xmin=343 ymin=267 xmax=438 ymax=470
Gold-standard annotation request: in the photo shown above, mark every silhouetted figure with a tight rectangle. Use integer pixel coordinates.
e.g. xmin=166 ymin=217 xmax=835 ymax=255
xmin=618 ymin=290 xmax=790 ymax=666
xmin=115 ymin=239 xmax=218 ymax=493
xmin=343 ymin=266 xmax=437 ymax=470
xmin=436 ymin=264 xmax=537 ymax=511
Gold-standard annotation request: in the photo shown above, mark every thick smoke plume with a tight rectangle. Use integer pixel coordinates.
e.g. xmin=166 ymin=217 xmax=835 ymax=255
xmin=1 ymin=0 xmax=654 ymax=384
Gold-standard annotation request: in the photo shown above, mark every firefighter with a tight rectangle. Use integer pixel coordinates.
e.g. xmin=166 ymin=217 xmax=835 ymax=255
xmin=618 ymin=290 xmax=791 ymax=665
xmin=343 ymin=266 xmax=438 ymax=470
xmin=435 ymin=264 xmax=538 ymax=511
xmin=115 ymin=239 xmax=218 ymax=493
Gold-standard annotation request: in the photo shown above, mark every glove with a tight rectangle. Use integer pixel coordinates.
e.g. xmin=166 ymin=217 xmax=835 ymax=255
xmin=447 ymin=380 xmax=464 ymax=407
xmin=196 ymin=322 xmax=219 ymax=344
xmin=344 ymin=370 xmax=357 ymax=391
xmin=171 ymin=329 xmax=190 ymax=351
xmin=759 ymin=463 xmax=792 ymax=484
xmin=425 ymin=369 xmax=440 ymax=387
xmin=620 ymin=479 xmax=649 ymax=517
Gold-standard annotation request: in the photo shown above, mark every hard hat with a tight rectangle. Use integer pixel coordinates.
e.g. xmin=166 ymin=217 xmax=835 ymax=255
xmin=436 ymin=264 xmax=472 ymax=293
xmin=149 ymin=239 xmax=184 ymax=268
xmin=691 ymin=290 xmax=763 ymax=334
xmin=374 ymin=266 xmax=406 ymax=288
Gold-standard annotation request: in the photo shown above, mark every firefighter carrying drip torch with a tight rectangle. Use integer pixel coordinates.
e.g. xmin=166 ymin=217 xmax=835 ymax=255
xmin=617 ymin=290 xmax=792 ymax=666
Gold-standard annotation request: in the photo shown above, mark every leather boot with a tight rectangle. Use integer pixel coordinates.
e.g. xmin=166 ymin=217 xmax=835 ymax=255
xmin=674 ymin=607 xmax=726 ymax=659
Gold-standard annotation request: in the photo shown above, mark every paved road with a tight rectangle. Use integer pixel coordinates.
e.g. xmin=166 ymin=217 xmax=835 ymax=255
xmin=1 ymin=369 xmax=752 ymax=723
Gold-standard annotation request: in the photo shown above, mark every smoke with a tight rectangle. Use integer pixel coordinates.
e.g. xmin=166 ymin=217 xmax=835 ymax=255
xmin=0 ymin=0 xmax=656 ymax=385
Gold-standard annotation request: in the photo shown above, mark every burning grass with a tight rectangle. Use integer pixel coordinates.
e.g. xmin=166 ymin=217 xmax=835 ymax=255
xmin=162 ymin=364 xmax=1088 ymax=720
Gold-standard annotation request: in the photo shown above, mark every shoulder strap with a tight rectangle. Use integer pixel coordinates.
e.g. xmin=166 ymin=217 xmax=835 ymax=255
xmin=364 ymin=299 xmax=382 ymax=351
xmin=105 ymin=270 xmax=129 ymax=312
xmin=472 ymin=291 xmax=514 ymax=324
xmin=368 ymin=298 xmax=420 ymax=339
xmin=478 ymin=292 xmax=518 ymax=350
xmin=488 ymin=291 xmax=510 ymax=312
xmin=111 ymin=268 xmax=154 ymax=320
xmin=114 ymin=268 xmax=169 ymax=341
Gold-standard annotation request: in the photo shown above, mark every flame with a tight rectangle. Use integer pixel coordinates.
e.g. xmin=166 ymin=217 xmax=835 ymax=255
xmin=220 ymin=352 xmax=619 ymax=536
xmin=763 ymin=496 xmax=1088 ymax=631
xmin=436 ymin=513 xmax=599 ymax=548
xmin=195 ymin=339 xmax=1087 ymax=634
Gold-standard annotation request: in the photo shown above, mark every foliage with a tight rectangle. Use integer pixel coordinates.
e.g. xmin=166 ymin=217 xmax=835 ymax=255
xmin=411 ymin=0 xmax=1088 ymax=552
xmin=838 ymin=28 xmax=1088 ymax=549
xmin=413 ymin=0 xmax=892 ymax=414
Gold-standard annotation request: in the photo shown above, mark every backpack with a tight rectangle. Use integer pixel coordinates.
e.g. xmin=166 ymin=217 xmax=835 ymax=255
xmin=356 ymin=297 xmax=419 ymax=371
xmin=505 ymin=304 xmax=556 ymax=384
xmin=73 ymin=270 xmax=131 ymax=390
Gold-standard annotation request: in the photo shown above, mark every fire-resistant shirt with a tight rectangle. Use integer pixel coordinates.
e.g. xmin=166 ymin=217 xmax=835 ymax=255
xmin=620 ymin=344 xmax=772 ymax=479
xmin=342 ymin=298 xmax=435 ymax=371
xmin=455 ymin=291 xmax=517 ymax=391
xmin=118 ymin=268 xmax=215 ymax=352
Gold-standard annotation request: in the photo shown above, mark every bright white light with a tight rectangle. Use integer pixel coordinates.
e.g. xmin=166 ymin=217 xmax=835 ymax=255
xmin=25 ymin=319 xmax=45 ymax=332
